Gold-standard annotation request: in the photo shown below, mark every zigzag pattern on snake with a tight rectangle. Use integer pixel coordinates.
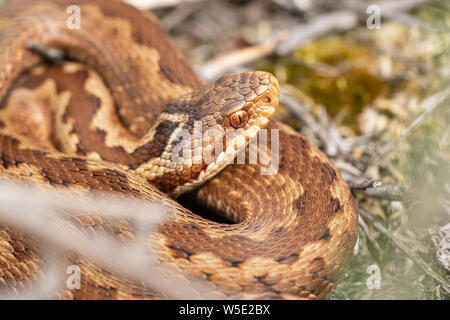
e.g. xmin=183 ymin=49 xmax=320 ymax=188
xmin=0 ymin=0 xmax=357 ymax=299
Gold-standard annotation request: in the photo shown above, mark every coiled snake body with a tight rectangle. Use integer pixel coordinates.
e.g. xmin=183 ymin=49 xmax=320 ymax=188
xmin=0 ymin=0 xmax=357 ymax=299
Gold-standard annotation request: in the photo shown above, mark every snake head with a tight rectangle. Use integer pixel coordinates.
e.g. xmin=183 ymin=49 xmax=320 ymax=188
xmin=217 ymin=71 xmax=279 ymax=130
xmin=203 ymin=71 xmax=280 ymax=165
xmin=150 ymin=71 xmax=279 ymax=195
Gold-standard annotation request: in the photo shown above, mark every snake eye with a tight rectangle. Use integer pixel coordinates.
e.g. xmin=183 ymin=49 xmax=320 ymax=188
xmin=229 ymin=110 xmax=249 ymax=128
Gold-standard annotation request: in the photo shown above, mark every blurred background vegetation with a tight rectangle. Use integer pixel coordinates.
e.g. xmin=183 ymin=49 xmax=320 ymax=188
xmin=136 ymin=0 xmax=450 ymax=299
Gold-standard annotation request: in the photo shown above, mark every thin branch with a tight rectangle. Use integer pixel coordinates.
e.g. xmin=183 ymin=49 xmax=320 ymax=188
xmin=124 ymin=0 xmax=203 ymax=10
xmin=276 ymin=10 xmax=359 ymax=56
xmin=350 ymin=180 xmax=405 ymax=200
xmin=161 ymin=1 xmax=200 ymax=31
xmin=197 ymin=31 xmax=287 ymax=81
xmin=350 ymin=180 xmax=384 ymax=190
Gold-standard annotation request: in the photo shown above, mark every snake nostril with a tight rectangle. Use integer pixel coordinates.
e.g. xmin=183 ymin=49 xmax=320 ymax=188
xmin=263 ymin=96 xmax=272 ymax=104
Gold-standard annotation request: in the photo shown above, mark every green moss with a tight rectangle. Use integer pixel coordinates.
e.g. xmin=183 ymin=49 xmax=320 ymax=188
xmin=261 ymin=36 xmax=392 ymax=131
xmin=293 ymin=37 xmax=368 ymax=65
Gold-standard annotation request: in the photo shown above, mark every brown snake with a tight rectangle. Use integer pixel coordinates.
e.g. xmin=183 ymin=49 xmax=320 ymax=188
xmin=0 ymin=0 xmax=358 ymax=299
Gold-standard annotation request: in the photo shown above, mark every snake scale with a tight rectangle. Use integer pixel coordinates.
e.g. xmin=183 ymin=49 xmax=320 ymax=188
xmin=0 ymin=0 xmax=357 ymax=299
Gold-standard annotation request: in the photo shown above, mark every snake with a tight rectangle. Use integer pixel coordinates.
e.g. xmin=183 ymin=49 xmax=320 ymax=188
xmin=0 ymin=0 xmax=358 ymax=299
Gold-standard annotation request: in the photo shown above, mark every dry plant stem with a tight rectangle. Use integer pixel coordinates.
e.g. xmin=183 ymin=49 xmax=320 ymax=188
xmin=358 ymin=215 xmax=382 ymax=253
xmin=357 ymin=185 xmax=404 ymax=200
xmin=359 ymin=208 xmax=450 ymax=294
xmin=388 ymin=12 xmax=450 ymax=32
xmin=161 ymin=2 xmax=200 ymax=31
xmin=350 ymin=180 xmax=383 ymax=190
xmin=124 ymin=0 xmax=203 ymax=10
xmin=350 ymin=180 xmax=405 ymax=201
xmin=276 ymin=10 xmax=359 ymax=56
xmin=197 ymin=32 xmax=287 ymax=81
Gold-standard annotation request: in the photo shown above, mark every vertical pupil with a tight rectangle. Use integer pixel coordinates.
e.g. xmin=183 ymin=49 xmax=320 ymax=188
xmin=237 ymin=113 xmax=242 ymax=123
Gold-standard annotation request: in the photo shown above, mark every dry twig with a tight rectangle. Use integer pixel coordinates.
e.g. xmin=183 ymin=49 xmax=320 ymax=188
xmin=350 ymin=180 xmax=405 ymax=200
xmin=125 ymin=0 xmax=203 ymax=10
